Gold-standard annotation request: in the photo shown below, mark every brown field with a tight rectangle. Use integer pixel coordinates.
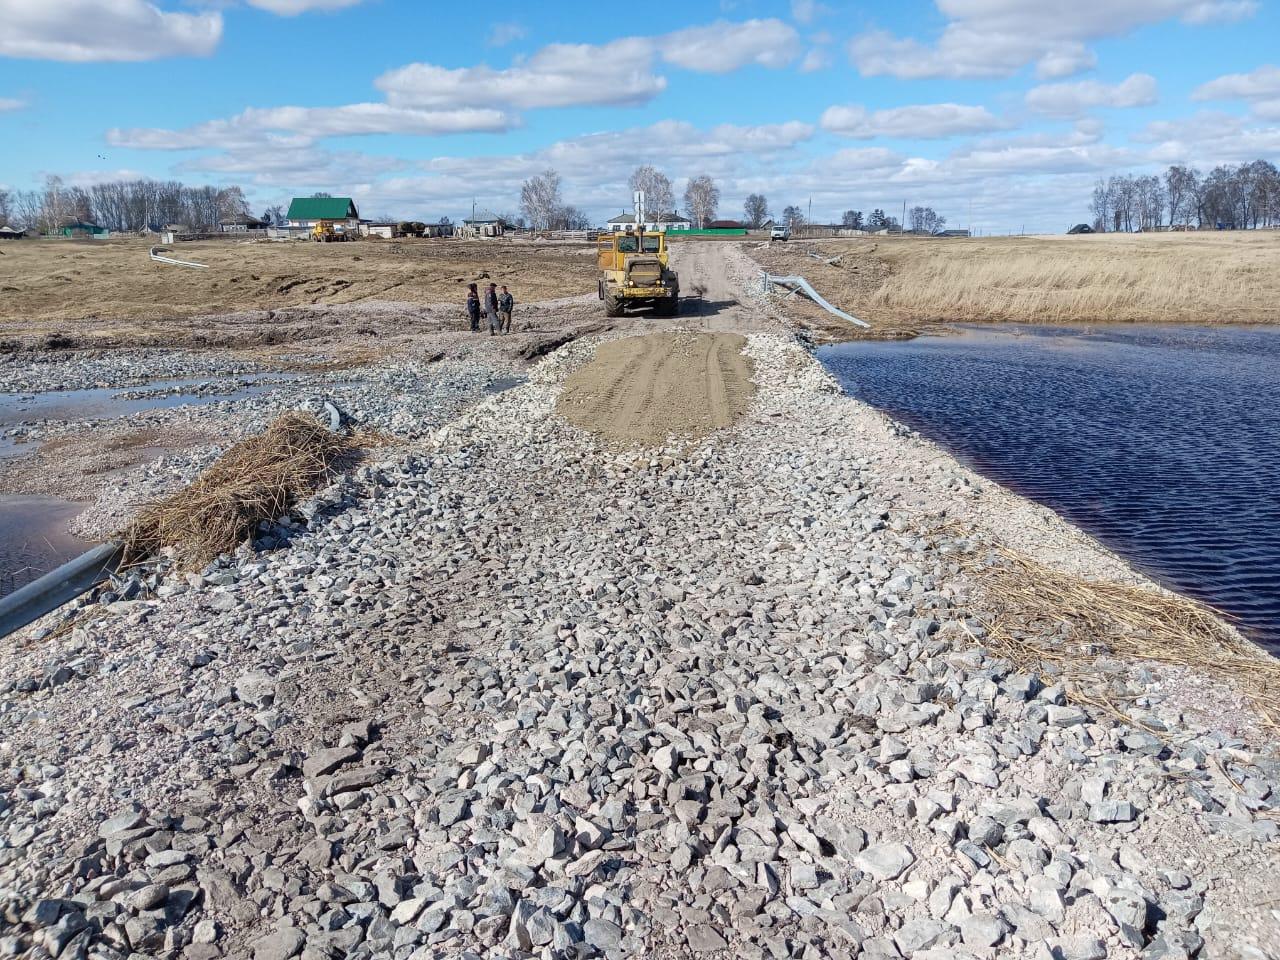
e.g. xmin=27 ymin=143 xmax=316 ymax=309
xmin=0 ymin=236 xmax=597 ymax=349
xmin=748 ymin=230 xmax=1280 ymax=337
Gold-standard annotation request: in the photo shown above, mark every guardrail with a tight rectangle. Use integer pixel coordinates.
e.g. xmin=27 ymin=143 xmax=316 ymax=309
xmin=150 ymin=246 xmax=208 ymax=268
xmin=761 ymin=272 xmax=870 ymax=329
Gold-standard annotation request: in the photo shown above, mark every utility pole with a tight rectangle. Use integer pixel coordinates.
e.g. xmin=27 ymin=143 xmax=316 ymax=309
xmin=901 ymin=200 xmax=907 ymax=233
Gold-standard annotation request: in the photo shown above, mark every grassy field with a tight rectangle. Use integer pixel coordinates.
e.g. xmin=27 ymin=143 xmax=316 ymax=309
xmin=748 ymin=230 xmax=1280 ymax=336
xmin=0 ymin=236 xmax=597 ymax=348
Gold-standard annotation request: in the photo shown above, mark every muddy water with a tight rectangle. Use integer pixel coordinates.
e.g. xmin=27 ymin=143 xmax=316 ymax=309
xmin=0 ymin=496 xmax=91 ymax=598
xmin=819 ymin=323 xmax=1280 ymax=651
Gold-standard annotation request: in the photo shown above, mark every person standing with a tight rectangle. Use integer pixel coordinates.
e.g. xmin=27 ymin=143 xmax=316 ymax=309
xmin=485 ymin=282 xmax=500 ymax=336
xmin=498 ymin=285 xmax=514 ymax=334
xmin=466 ymin=283 xmax=481 ymax=332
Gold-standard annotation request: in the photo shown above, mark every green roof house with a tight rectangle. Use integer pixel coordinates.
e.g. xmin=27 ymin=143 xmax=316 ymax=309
xmin=285 ymin=197 xmax=360 ymax=226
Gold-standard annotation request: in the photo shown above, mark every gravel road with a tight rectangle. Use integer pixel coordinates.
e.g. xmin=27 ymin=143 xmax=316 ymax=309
xmin=1 ymin=244 xmax=1277 ymax=960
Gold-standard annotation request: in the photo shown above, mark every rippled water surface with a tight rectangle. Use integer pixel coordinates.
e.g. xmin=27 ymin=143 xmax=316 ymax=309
xmin=819 ymin=324 xmax=1280 ymax=651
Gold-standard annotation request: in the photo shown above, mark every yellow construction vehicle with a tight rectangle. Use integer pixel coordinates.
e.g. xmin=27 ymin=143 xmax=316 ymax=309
xmin=311 ymin=221 xmax=351 ymax=242
xmin=596 ymin=229 xmax=679 ymax=317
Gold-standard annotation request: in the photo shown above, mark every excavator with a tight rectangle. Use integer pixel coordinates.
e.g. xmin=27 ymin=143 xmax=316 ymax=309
xmin=596 ymin=191 xmax=679 ymax=317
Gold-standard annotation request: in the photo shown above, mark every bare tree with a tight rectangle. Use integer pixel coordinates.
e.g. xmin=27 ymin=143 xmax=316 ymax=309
xmin=520 ymin=169 xmax=564 ymax=231
xmin=781 ymin=204 xmax=805 ymax=227
xmin=261 ymin=204 xmax=285 ymax=226
xmin=743 ymin=193 xmax=770 ymax=228
xmin=908 ymin=206 xmax=946 ymax=234
xmin=841 ymin=210 xmax=863 ymax=229
xmin=0 ymin=189 xmax=9 ymax=224
xmin=683 ymin=175 xmax=720 ymax=228
xmin=1164 ymin=165 xmax=1198 ymax=228
xmin=628 ymin=165 xmax=675 ymax=216
xmin=558 ymin=205 xmax=593 ymax=230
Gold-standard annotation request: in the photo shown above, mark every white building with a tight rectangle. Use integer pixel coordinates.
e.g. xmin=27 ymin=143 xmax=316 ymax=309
xmin=605 ymin=212 xmax=692 ymax=232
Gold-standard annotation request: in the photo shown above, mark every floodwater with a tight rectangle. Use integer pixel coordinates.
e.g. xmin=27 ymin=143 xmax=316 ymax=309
xmin=0 ymin=373 xmax=299 ymax=430
xmin=819 ymin=323 xmax=1280 ymax=651
xmin=0 ymin=496 xmax=91 ymax=598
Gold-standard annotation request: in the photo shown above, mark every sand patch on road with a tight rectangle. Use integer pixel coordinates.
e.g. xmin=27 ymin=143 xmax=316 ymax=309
xmin=556 ymin=332 xmax=755 ymax=445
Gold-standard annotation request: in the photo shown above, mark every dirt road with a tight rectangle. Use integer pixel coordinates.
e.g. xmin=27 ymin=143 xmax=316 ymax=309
xmin=556 ymin=332 xmax=754 ymax=444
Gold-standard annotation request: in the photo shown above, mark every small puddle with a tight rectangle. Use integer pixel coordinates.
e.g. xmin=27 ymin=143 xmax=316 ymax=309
xmin=485 ymin=376 xmax=528 ymax=395
xmin=0 ymin=373 xmax=302 ymax=430
xmin=0 ymin=496 xmax=93 ymax=598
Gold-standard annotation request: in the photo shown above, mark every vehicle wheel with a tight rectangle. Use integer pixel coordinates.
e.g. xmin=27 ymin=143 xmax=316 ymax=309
xmin=604 ymin=291 xmax=622 ymax=317
xmin=658 ymin=292 xmax=679 ymax=316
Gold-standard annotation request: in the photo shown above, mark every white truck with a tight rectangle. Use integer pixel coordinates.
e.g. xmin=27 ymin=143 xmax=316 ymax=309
xmin=770 ymin=224 xmax=791 ymax=241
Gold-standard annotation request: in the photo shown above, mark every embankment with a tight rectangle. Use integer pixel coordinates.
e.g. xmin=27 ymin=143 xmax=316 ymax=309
xmin=1 ymin=326 xmax=1277 ymax=960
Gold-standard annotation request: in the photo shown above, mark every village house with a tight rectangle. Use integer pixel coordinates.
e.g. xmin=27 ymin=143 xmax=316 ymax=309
xmin=285 ymin=197 xmax=360 ymax=232
xmin=220 ymin=213 xmax=268 ymax=233
xmin=460 ymin=212 xmax=504 ymax=238
xmin=605 ymin=212 xmax=692 ymax=232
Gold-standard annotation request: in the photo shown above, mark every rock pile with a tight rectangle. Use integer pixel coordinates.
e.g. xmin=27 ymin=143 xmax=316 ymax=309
xmin=1 ymin=335 xmax=1277 ymax=960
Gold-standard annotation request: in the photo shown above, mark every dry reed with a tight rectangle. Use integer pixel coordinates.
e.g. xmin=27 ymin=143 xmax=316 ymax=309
xmin=121 ymin=412 xmax=355 ymax=567
xmin=960 ymin=544 xmax=1280 ymax=730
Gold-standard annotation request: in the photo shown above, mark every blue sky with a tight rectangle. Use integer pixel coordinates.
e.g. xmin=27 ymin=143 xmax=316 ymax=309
xmin=2 ymin=0 xmax=1279 ymax=232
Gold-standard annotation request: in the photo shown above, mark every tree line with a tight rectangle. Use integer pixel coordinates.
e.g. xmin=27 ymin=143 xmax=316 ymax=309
xmin=0 ymin=175 xmax=257 ymax=234
xmin=1090 ymin=160 xmax=1280 ymax=232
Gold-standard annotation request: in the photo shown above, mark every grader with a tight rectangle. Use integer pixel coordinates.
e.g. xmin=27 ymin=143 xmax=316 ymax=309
xmin=596 ymin=229 xmax=680 ymax=318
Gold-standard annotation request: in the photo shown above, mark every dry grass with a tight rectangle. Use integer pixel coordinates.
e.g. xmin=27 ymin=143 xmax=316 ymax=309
xmin=121 ymin=412 xmax=354 ymax=567
xmin=0 ymin=236 xmax=596 ymax=347
xmin=963 ymin=545 xmax=1280 ymax=730
xmin=749 ymin=231 xmax=1280 ymax=335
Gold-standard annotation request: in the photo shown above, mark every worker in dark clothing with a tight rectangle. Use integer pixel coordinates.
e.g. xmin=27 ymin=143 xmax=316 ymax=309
xmin=466 ymin=283 xmax=481 ymax=332
xmin=485 ymin=282 xmax=500 ymax=336
xmin=498 ymin=285 xmax=514 ymax=334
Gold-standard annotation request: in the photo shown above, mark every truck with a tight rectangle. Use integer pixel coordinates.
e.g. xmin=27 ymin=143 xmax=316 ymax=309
xmin=596 ymin=230 xmax=680 ymax=317
xmin=770 ymin=224 xmax=791 ymax=241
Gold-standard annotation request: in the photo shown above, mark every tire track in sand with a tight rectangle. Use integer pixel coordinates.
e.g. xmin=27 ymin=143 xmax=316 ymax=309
xmin=556 ymin=332 xmax=754 ymax=445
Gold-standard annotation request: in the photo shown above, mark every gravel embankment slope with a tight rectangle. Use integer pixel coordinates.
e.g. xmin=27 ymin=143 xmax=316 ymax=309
xmin=2 ymin=319 xmax=1278 ymax=960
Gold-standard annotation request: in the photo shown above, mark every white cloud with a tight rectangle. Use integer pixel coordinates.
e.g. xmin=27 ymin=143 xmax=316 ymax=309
xmin=487 ymin=21 xmax=526 ymax=47
xmin=798 ymin=49 xmax=830 ymax=73
xmin=1193 ymin=64 xmax=1280 ymax=101
xmin=244 ymin=0 xmax=366 ymax=13
xmin=790 ymin=0 xmax=829 ymax=24
xmin=821 ymin=103 xmax=1007 ymax=139
xmin=1135 ymin=110 xmax=1280 ymax=163
xmin=1026 ymin=73 xmax=1158 ymax=118
xmin=662 ymin=19 xmax=801 ymax=72
xmin=1192 ymin=65 xmax=1280 ymax=121
xmin=378 ymin=38 xmax=665 ymax=110
xmin=0 ymin=97 xmax=27 ymax=112
xmin=379 ymin=19 xmax=800 ymax=112
xmin=848 ymin=1 xmax=1256 ymax=80
xmin=0 ymin=0 xmax=222 ymax=61
xmin=108 ymin=103 xmax=513 ymax=150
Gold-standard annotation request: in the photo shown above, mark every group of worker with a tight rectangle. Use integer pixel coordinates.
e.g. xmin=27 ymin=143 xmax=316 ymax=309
xmin=465 ymin=282 xmax=515 ymax=335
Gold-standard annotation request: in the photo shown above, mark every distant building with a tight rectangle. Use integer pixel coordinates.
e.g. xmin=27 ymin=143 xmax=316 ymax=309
xmin=0 ymin=224 xmax=25 ymax=240
xmin=460 ymin=212 xmax=504 ymax=238
xmin=220 ymin=213 xmax=268 ymax=233
xmin=285 ymin=197 xmax=360 ymax=231
xmin=59 ymin=220 xmax=108 ymax=238
xmin=704 ymin=219 xmax=746 ymax=230
xmin=936 ymin=229 xmax=971 ymax=238
xmin=1067 ymin=223 xmax=1095 ymax=235
xmin=606 ymin=212 xmax=692 ymax=232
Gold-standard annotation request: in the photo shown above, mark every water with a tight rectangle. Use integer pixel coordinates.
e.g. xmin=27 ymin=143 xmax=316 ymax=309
xmin=0 ymin=496 xmax=91 ymax=598
xmin=0 ymin=373 xmax=299 ymax=430
xmin=819 ymin=323 xmax=1280 ymax=651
